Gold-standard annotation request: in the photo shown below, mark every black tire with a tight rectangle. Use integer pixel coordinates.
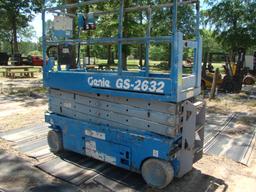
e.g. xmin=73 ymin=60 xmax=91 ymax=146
xmin=221 ymin=76 xmax=233 ymax=93
xmin=243 ymin=75 xmax=255 ymax=85
xmin=47 ymin=130 xmax=63 ymax=153
xmin=141 ymin=158 xmax=174 ymax=189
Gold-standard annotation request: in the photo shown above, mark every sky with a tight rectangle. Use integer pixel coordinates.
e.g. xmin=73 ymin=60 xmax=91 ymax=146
xmin=30 ymin=14 xmax=42 ymax=42
xmin=30 ymin=13 xmax=53 ymax=42
xmin=30 ymin=0 xmax=207 ymax=42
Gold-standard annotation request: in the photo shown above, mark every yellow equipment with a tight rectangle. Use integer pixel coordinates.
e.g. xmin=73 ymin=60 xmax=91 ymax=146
xmin=201 ymin=49 xmax=252 ymax=93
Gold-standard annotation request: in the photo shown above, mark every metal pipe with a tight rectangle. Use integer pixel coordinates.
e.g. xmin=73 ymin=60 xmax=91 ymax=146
xmin=70 ymin=2 xmax=189 ymax=17
xmin=145 ymin=8 xmax=152 ymax=76
xmin=172 ymin=0 xmax=178 ymax=35
xmin=170 ymin=0 xmax=178 ymax=79
xmin=117 ymin=0 xmax=124 ymax=74
xmin=45 ymin=36 xmax=176 ymax=45
xmin=195 ymin=1 xmax=202 ymax=87
xmin=44 ymin=0 xmax=112 ymax=11
xmin=51 ymin=11 xmax=76 ymax=17
xmin=195 ymin=1 xmax=200 ymax=39
xmin=45 ymin=0 xmax=198 ymax=14
xmin=42 ymin=1 xmax=47 ymax=69
xmin=193 ymin=1 xmax=200 ymax=76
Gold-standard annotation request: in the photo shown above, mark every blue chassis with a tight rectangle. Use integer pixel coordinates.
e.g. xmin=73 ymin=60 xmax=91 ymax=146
xmin=46 ymin=113 xmax=180 ymax=176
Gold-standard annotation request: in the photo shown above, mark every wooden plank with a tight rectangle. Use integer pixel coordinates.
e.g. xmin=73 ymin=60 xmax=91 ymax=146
xmin=15 ymin=137 xmax=48 ymax=153
xmin=81 ymin=166 xmax=146 ymax=191
xmin=70 ymin=162 xmax=108 ymax=185
xmin=89 ymin=167 xmax=134 ymax=191
xmin=204 ymin=113 xmax=256 ymax=165
xmin=0 ymin=124 xmax=45 ymax=137
xmin=36 ymin=155 xmax=111 ymax=187
xmin=26 ymin=146 xmax=51 ymax=159
xmin=1 ymin=125 xmax=48 ymax=142
xmin=0 ymin=66 xmax=37 ymax=69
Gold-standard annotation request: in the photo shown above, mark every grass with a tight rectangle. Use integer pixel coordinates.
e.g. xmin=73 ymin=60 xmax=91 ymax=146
xmin=212 ymin=63 xmax=226 ymax=73
xmin=0 ymin=69 xmax=4 ymax=77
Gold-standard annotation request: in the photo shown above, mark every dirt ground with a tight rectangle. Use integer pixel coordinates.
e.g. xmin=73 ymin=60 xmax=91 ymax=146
xmin=194 ymin=92 xmax=256 ymax=192
xmin=0 ymin=76 xmax=256 ymax=192
xmin=0 ymin=76 xmax=83 ymax=192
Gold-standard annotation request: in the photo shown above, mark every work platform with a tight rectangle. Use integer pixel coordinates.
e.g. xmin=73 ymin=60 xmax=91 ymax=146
xmin=42 ymin=0 xmax=205 ymax=188
xmin=43 ymin=0 xmax=202 ymax=103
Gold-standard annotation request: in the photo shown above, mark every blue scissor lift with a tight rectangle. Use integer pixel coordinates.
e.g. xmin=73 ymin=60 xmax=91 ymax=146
xmin=42 ymin=0 xmax=205 ymax=189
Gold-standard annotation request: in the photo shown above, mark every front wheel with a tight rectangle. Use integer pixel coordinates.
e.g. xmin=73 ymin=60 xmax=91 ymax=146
xmin=141 ymin=158 xmax=174 ymax=189
xmin=47 ymin=130 xmax=63 ymax=153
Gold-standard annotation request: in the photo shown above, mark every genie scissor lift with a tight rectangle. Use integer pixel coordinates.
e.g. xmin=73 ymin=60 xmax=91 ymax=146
xmin=42 ymin=0 xmax=205 ymax=188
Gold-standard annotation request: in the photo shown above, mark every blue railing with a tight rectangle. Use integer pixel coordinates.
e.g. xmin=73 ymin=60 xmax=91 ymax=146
xmin=42 ymin=0 xmax=202 ymax=102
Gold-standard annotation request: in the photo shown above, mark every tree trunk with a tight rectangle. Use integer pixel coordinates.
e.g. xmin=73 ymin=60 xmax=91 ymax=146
xmin=107 ymin=45 xmax=115 ymax=66
xmin=12 ymin=16 xmax=18 ymax=54
xmin=122 ymin=45 xmax=128 ymax=70
xmin=210 ymin=68 xmax=219 ymax=100
xmin=121 ymin=0 xmax=132 ymax=71
xmin=138 ymin=11 xmax=143 ymax=68
xmin=138 ymin=45 xmax=143 ymax=68
xmin=87 ymin=43 xmax=90 ymax=65
xmin=65 ymin=0 xmax=77 ymax=16
xmin=85 ymin=4 xmax=91 ymax=65
xmin=10 ymin=40 xmax=14 ymax=55
xmin=107 ymin=45 xmax=111 ymax=65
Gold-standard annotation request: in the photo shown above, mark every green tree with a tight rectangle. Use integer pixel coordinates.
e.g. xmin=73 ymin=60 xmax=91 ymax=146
xmin=18 ymin=26 xmax=37 ymax=43
xmin=150 ymin=3 xmax=196 ymax=66
xmin=43 ymin=1 xmax=197 ymax=70
xmin=201 ymin=29 xmax=224 ymax=54
xmin=93 ymin=1 xmax=196 ymax=69
xmin=0 ymin=0 xmax=41 ymax=54
xmin=94 ymin=4 xmax=119 ymax=66
xmin=204 ymin=0 xmax=256 ymax=54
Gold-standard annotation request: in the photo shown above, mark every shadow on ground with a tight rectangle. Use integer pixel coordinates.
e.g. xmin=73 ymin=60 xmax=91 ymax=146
xmin=48 ymin=151 xmax=228 ymax=192
xmin=0 ymin=149 xmax=82 ymax=192
xmin=0 ymin=92 xmax=47 ymax=107
xmin=158 ymin=168 xmax=228 ymax=192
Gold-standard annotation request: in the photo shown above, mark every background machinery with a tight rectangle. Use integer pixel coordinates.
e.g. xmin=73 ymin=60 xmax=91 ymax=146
xmin=202 ymin=49 xmax=255 ymax=93
xmin=42 ymin=0 xmax=205 ymax=188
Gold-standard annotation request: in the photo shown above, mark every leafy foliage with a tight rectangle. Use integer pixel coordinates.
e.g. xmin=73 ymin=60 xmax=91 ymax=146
xmin=0 ymin=0 xmax=42 ymax=53
xmin=204 ymin=0 xmax=256 ymax=52
xmin=201 ymin=29 xmax=224 ymax=54
xmin=76 ymin=0 xmax=197 ymax=68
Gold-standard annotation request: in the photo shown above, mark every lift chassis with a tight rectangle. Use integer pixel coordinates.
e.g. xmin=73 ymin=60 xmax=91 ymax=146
xmin=42 ymin=0 xmax=205 ymax=188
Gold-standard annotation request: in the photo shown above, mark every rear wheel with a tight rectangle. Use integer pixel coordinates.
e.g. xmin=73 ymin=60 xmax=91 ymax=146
xmin=243 ymin=75 xmax=255 ymax=85
xmin=141 ymin=158 xmax=174 ymax=189
xmin=47 ymin=130 xmax=63 ymax=153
